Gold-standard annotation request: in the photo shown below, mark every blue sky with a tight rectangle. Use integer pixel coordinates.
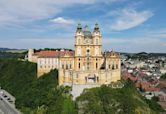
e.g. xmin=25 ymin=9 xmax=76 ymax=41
xmin=0 ymin=0 xmax=166 ymax=53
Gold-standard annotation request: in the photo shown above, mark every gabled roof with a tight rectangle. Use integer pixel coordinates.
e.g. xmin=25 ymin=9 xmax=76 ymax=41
xmin=34 ymin=50 xmax=74 ymax=58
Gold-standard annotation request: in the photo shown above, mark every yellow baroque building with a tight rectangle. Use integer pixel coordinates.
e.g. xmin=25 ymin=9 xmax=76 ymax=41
xmin=28 ymin=23 xmax=121 ymax=86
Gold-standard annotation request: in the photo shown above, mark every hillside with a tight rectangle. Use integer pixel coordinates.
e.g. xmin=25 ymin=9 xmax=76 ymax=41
xmin=0 ymin=59 xmax=77 ymax=114
xmin=76 ymin=81 xmax=164 ymax=114
xmin=0 ymin=48 xmax=27 ymax=53
xmin=0 ymin=52 xmax=26 ymax=59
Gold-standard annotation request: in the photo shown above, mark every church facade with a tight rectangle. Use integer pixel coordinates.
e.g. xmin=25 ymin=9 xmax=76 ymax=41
xmin=28 ymin=23 xmax=121 ymax=86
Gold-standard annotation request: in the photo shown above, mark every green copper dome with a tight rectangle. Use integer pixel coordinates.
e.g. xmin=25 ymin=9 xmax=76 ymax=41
xmin=83 ymin=25 xmax=92 ymax=38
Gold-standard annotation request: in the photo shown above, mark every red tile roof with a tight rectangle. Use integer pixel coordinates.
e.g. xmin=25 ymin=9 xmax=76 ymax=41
xmin=34 ymin=50 xmax=74 ymax=58
xmin=144 ymin=87 xmax=160 ymax=92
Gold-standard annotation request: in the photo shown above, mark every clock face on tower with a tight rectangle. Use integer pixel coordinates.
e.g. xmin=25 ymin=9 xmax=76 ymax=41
xmin=85 ymin=39 xmax=92 ymax=44
xmin=86 ymin=39 xmax=89 ymax=43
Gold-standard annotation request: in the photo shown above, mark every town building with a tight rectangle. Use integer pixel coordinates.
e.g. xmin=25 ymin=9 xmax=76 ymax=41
xmin=28 ymin=23 xmax=121 ymax=86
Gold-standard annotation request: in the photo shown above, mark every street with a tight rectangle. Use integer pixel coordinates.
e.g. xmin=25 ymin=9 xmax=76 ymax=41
xmin=0 ymin=99 xmax=19 ymax=114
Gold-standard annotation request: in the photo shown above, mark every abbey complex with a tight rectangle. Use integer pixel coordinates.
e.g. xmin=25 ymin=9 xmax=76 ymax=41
xmin=28 ymin=23 xmax=121 ymax=86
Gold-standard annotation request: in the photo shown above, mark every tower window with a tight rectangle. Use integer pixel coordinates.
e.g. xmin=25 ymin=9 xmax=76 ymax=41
xmin=66 ymin=64 xmax=68 ymax=69
xmin=116 ymin=64 xmax=118 ymax=69
xmin=112 ymin=65 xmax=115 ymax=70
xmin=87 ymin=63 xmax=90 ymax=70
xmin=96 ymin=39 xmax=98 ymax=45
xmin=79 ymin=63 xmax=80 ymax=69
xmin=96 ymin=63 xmax=98 ymax=69
xmin=87 ymin=49 xmax=90 ymax=56
xmin=78 ymin=39 xmax=80 ymax=44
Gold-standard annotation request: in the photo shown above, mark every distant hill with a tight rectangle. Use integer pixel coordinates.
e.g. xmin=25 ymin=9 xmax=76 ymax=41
xmin=0 ymin=48 xmax=27 ymax=53
xmin=120 ymin=52 xmax=166 ymax=59
xmin=0 ymin=48 xmax=10 ymax=51
xmin=0 ymin=51 xmax=26 ymax=59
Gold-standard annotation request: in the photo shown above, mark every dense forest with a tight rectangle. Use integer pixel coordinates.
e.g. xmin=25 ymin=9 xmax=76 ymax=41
xmin=0 ymin=59 xmax=164 ymax=114
xmin=0 ymin=52 xmax=26 ymax=59
xmin=0 ymin=59 xmax=77 ymax=114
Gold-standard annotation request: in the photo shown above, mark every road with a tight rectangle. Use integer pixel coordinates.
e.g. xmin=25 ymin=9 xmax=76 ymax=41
xmin=0 ymin=99 xmax=19 ymax=114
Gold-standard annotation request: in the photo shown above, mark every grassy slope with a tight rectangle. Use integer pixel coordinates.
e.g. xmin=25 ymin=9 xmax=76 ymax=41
xmin=0 ymin=59 xmax=77 ymax=114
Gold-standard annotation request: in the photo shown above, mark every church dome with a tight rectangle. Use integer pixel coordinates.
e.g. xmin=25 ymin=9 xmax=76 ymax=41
xmin=83 ymin=25 xmax=92 ymax=38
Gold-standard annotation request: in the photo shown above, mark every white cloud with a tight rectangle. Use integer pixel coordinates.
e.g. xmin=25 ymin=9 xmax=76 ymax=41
xmin=162 ymin=43 xmax=166 ymax=46
xmin=50 ymin=17 xmax=74 ymax=25
xmin=110 ymin=8 xmax=153 ymax=31
xmin=0 ymin=0 xmax=96 ymax=26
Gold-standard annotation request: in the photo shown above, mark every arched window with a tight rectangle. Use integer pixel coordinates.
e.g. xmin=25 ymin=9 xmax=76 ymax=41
xmin=97 ymin=77 xmax=99 ymax=82
xmin=112 ymin=65 xmax=115 ymax=70
xmin=116 ymin=64 xmax=118 ymax=69
xmin=66 ymin=64 xmax=68 ymax=69
xmin=87 ymin=63 xmax=90 ymax=70
xmin=96 ymin=39 xmax=98 ymax=45
xmin=79 ymin=63 xmax=80 ymax=69
xmin=87 ymin=49 xmax=90 ymax=56
xmin=78 ymin=38 xmax=80 ymax=44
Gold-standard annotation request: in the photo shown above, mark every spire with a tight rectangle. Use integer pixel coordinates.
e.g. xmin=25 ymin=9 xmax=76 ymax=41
xmin=95 ymin=23 xmax=99 ymax=29
xmin=76 ymin=23 xmax=82 ymax=31
xmin=77 ymin=23 xmax=81 ymax=29
xmin=94 ymin=23 xmax=100 ymax=32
